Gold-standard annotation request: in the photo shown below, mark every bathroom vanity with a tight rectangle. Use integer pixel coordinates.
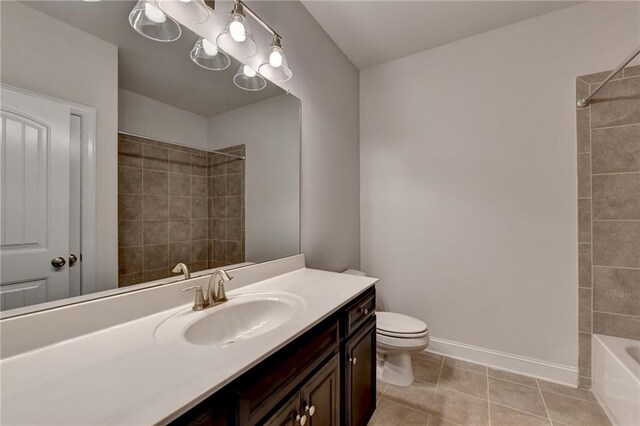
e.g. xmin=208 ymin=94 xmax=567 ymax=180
xmin=0 ymin=255 xmax=377 ymax=426
xmin=176 ymin=286 xmax=376 ymax=426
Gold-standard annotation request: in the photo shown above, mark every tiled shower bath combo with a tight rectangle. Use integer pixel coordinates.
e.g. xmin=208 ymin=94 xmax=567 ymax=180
xmin=117 ymin=133 xmax=245 ymax=287
xmin=576 ymin=65 xmax=640 ymax=388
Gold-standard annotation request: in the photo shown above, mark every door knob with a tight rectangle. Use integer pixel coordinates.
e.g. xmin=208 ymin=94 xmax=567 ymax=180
xmin=51 ymin=257 xmax=66 ymax=268
xmin=69 ymin=254 xmax=78 ymax=266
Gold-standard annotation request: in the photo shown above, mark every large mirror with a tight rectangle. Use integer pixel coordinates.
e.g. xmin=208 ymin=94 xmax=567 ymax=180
xmin=0 ymin=1 xmax=301 ymax=316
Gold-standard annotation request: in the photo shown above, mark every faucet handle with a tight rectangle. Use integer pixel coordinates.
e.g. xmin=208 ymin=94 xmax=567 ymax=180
xmin=214 ymin=280 xmax=228 ymax=303
xmin=182 ymin=286 xmax=208 ymax=310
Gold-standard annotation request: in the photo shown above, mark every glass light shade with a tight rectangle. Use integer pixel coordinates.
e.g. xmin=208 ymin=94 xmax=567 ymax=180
xmin=154 ymin=0 xmax=210 ymax=24
xmin=216 ymin=13 xmax=258 ymax=58
xmin=190 ymin=38 xmax=231 ymax=71
xmin=129 ymin=0 xmax=181 ymax=42
xmin=233 ymin=64 xmax=266 ymax=91
xmin=258 ymin=45 xmax=293 ymax=82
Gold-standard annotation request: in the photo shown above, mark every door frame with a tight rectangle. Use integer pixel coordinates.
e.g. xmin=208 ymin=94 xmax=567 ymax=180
xmin=1 ymin=84 xmax=97 ymax=294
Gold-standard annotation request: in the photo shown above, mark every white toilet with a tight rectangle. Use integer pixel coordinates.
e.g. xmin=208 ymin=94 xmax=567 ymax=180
xmin=376 ymin=311 xmax=430 ymax=386
xmin=342 ymin=269 xmax=430 ymax=387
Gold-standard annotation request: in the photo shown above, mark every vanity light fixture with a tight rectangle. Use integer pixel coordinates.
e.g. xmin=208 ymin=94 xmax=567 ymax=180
xmin=128 ymin=0 xmax=182 ymax=42
xmin=233 ymin=64 xmax=266 ymax=91
xmin=216 ymin=1 xmax=258 ymax=58
xmin=258 ymin=35 xmax=292 ymax=82
xmin=190 ymin=37 xmax=231 ymax=71
xmin=155 ymin=0 xmax=212 ymax=25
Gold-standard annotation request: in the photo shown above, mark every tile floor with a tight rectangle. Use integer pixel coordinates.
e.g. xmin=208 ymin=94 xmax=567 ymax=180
xmin=369 ymin=352 xmax=612 ymax=426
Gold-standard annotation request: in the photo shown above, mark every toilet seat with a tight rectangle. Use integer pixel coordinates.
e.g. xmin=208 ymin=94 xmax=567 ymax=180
xmin=376 ymin=312 xmax=428 ymax=338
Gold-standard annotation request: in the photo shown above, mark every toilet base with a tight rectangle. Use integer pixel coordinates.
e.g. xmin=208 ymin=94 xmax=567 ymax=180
xmin=377 ymin=352 xmax=415 ymax=386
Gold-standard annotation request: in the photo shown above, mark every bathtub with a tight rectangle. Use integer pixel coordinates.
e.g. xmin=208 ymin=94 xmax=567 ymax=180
xmin=592 ymin=334 xmax=640 ymax=426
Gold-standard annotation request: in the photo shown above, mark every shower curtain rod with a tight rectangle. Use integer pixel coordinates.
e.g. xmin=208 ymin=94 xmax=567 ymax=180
xmin=577 ymin=44 xmax=640 ymax=107
xmin=118 ymin=131 xmax=246 ymax=160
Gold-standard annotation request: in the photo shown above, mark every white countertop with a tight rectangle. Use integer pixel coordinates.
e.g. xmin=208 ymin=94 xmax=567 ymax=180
xmin=0 ymin=268 xmax=376 ymax=425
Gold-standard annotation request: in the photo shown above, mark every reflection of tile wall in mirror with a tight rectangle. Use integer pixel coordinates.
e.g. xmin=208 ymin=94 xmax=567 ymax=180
xmin=117 ymin=133 xmax=245 ymax=287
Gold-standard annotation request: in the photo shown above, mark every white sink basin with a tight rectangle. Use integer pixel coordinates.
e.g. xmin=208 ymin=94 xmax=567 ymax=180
xmin=154 ymin=292 xmax=305 ymax=347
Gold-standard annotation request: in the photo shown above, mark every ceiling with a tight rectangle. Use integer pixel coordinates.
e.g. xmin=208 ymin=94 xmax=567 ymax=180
xmin=301 ymin=1 xmax=580 ymax=69
xmin=26 ymin=1 xmax=284 ymax=117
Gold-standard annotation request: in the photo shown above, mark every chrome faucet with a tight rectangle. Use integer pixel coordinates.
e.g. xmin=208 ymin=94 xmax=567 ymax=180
xmin=172 ymin=263 xmax=191 ymax=280
xmin=182 ymin=269 xmax=232 ymax=311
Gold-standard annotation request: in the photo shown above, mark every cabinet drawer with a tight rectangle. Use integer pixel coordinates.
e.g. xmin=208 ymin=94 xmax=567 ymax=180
xmin=344 ymin=289 xmax=375 ymax=338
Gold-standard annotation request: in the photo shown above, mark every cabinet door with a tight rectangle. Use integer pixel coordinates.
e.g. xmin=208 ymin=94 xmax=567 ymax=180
xmin=263 ymin=393 xmax=301 ymax=426
xmin=344 ymin=319 xmax=376 ymax=426
xmin=300 ymin=354 xmax=339 ymax=426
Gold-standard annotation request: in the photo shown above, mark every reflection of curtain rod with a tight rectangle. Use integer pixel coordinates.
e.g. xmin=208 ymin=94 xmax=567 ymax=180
xmin=118 ymin=130 xmax=245 ymax=160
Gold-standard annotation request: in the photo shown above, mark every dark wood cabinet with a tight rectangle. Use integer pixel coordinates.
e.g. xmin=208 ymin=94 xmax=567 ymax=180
xmin=300 ymin=354 xmax=340 ymax=426
xmin=172 ymin=287 xmax=376 ymax=426
xmin=343 ymin=319 xmax=376 ymax=426
xmin=263 ymin=354 xmax=340 ymax=426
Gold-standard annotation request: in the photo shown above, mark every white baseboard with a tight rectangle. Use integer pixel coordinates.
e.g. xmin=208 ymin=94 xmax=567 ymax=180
xmin=427 ymin=337 xmax=578 ymax=387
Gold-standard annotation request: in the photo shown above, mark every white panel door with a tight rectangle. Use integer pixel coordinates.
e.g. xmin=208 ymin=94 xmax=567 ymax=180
xmin=0 ymin=87 xmax=71 ymax=310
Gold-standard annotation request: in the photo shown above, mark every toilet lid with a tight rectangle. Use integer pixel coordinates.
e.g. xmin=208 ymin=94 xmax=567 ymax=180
xmin=376 ymin=312 xmax=428 ymax=338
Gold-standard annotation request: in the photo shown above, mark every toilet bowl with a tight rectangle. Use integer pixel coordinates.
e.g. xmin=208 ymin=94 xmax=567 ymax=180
xmin=376 ymin=311 xmax=430 ymax=386
xmin=341 ymin=269 xmax=430 ymax=387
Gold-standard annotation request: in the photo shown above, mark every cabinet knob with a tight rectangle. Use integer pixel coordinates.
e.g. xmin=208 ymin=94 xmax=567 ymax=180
xmin=349 ymin=356 xmax=357 ymax=365
xmin=305 ymin=404 xmax=315 ymax=417
xmin=358 ymin=307 xmax=369 ymax=315
xmin=295 ymin=414 xmax=307 ymax=425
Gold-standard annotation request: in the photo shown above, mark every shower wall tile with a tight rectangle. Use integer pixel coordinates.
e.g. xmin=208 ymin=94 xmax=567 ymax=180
xmin=578 ymin=243 xmax=591 ymax=288
xmin=578 ymin=288 xmax=591 ymax=333
xmin=577 ymin=154 xmax=591 ymax=197
xmin=577 ymin=198 xmax=591 ymax=243
xmin=118 ymin=134 xmax=211 ymax=286
xmin=591 ymin=124 xmax=640 ymax=174
xmin=208 ymin=145 xmax=245 ymax=268
xmin=592 ymin=173 xmax=640 ymax=220
xmin=624 ymin=65 xmax=640 ymax=78
xmin=576 ymin=108 xmax=590 ymax=153
xmin=118 ymin=134 xmax=245 ymax=286
xmin=577 ymin=71 xmax=640 ymax=361
xmin=593 ymin=312 xmax=640 ymax=340
xmin=592 ymin=221 xmax=640 ymax=268
xmin=590 ymin=77 xmax=640 ymax=128
xmin=593 ymin=266 xmax=640 ymax=316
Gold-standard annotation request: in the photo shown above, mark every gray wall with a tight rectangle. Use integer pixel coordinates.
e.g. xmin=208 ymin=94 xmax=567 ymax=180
xmin=1 ymin=2 xmax=119 ymax=291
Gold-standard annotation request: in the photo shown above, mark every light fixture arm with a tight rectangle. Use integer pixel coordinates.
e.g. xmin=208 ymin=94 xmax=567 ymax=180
xmin=237 ymin=0 xmax=281 ymax=42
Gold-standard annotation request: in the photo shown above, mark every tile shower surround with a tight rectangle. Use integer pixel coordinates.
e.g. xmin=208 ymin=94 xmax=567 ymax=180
xmin=117 ymin=133 xmax=245 ymax=287
xmin=576 ymin=65 xmax=640 ymax=388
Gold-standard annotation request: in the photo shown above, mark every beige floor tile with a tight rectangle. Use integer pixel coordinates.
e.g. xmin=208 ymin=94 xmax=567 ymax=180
xmin=490 ymin=403 xmax=551 ymax=426
xmin=541 ymin=391 xmax=611 ymax=425
xmin=536 ymin=380 xmax=597 ymax=403
xmin=432 ymin=387 xmax=489 ymax=426
xmin=437 ymin=366 xmax=488 ymax=399
xmin=443 ymin=357 xmax=488 ymax=375
xmin=383 ymin=380 xmax=438 ymax=413
xmin=369 ymin=399 xmax=428 ymax=425
xmin=413 ymin=356 xmax=443 ymax=384
xmin=488 ymin=377 xmax=547 ymax=418
xmin=416 ymin=351 xmax=444 ymax=364
xmin=488 ymin=368 xmax=538 ymax=388
xmin=427 ymin=416 xmax=460 ymax=426
xmin=378 ymin=380 xmax=387 ymax=401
